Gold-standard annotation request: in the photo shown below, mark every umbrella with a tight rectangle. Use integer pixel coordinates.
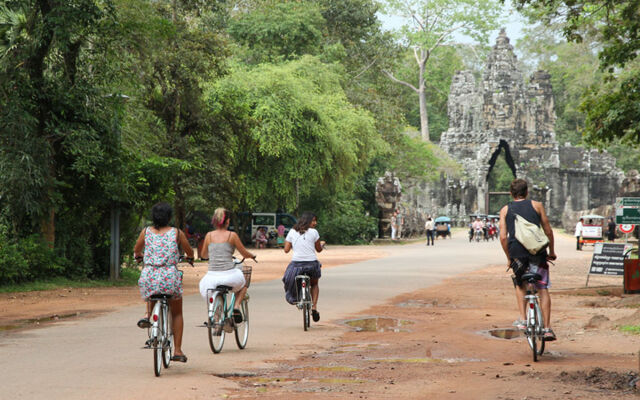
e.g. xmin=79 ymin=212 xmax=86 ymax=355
xmin=434 ymin=216 xmax=451 ymax=223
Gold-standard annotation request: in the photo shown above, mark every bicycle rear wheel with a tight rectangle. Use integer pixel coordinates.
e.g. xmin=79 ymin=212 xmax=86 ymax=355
xmin=208 ymin=293 xmax=225 ymax=353
xmin=234 ymin=298 xmax=249 ymax=349
xmin=301 ymin=284 xmax=311 ymax=331
xmin=303 ymin=304 xmax=310 ymax=331
xmin=162 ymin=305 xmax=173 ymax=368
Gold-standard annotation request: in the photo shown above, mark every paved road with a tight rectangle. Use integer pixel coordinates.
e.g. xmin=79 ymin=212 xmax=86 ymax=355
xmin=1 ymin=231 xmax=572 ymax=399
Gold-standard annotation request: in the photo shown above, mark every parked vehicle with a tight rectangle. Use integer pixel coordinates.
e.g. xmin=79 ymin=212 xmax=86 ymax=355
xmin=233 ymin=212 xmax=297 ymax=247
xmin=434 ymin=216 xmax=451 ymax=239
xmin=579 ymin=214 xmax=604 ymax=248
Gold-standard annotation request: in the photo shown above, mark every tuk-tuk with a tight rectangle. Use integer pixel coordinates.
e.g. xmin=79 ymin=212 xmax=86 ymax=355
xmin=434 ymin=216 xmax=451 ymax=239
xmin=580 ymin=214 xmax=605 ymax=248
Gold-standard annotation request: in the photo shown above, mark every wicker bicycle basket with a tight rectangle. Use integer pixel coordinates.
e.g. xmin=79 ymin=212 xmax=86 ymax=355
xmin=242 ymin=265 xmax=252 ymax=288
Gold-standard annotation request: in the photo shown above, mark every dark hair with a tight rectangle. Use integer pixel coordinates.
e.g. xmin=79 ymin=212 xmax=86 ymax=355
xmin=510 ymin=178 xmax=528 ymax=199
xmin=293 ymin=211 xmax=316 ymax=234
xmin=151 ymin=202 xmax=172 ymax=228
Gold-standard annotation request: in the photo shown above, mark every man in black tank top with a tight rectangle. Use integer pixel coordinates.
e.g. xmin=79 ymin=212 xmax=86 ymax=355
xmin=499 ymin=179 xmax=558 ymax=341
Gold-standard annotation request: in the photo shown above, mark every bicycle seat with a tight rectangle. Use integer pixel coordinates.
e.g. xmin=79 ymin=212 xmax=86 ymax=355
xmin=149 ymin=294 xmax=174 ymax=300
xmin=521 ymin=272 xmax=542 ymax=283
xmin=215 ymin=285 xmax=233 ymax=291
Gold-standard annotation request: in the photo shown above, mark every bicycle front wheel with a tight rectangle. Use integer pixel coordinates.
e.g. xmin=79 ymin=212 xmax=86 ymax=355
xmin=535 ymin=303 xmax=545 ymax=356
xmin=526 ymin=306 xmax=538 ymax=362
xmin=208 ymin=293 xmax=225 ymax=353
xmin=234 ymin=298 xmax=249 ymax=349
xmin=162 ymin=305 xmax=173 ymax=368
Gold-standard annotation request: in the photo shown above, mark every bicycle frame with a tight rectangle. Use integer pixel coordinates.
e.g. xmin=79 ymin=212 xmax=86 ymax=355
xmin=295 ymin=275 xmax=312 ymax=309
xmin=207 ymin=288 xmax=237 ymax=322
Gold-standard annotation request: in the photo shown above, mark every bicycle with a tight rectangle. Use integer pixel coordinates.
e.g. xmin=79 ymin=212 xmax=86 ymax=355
xmin=295 ymin=274 xmax=312 ymax=331
xmin=521 ymin=271 xmax=545 ymax=362
xmin=147 ymin=293 xmax=174 ymax=376
xmin=206 ymin=258 xmax=254 ymax=353
xmin=139 ymin=257 xmax=193 ymax=377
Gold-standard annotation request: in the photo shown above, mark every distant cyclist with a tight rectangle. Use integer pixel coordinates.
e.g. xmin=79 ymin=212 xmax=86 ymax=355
xmin=282 ymin=211 xmax=325 ymax=322
xmin=499 ymin=179 xmax=557 ymax=341
xmin=134 ymin=202 xmax=194 ymax=362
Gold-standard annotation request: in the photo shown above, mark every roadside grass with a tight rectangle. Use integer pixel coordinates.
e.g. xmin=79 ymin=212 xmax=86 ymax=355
xmin=620 ymin=325 xmax=640 ymax=335
xmin=0 ymin=267 xmax=140 ymax=293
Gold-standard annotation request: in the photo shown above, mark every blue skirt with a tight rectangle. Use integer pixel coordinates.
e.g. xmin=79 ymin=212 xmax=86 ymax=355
xmin=282 ymin=260 xmax=322 ymax=305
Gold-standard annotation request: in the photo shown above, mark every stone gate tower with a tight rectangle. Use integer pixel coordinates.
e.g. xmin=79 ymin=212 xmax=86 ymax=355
xmin=438 ymin=29 xmax=622 ymax=222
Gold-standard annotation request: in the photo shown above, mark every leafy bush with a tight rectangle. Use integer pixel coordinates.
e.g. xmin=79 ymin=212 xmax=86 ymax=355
xmin=318 ymin=199 xmax=378 ymax=245
xmin=0 ymin=234 xmax=67 ymax=285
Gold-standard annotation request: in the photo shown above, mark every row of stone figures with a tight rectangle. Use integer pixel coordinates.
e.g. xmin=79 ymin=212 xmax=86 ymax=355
xmin=375 ymin=171 xmax=475 ymax=238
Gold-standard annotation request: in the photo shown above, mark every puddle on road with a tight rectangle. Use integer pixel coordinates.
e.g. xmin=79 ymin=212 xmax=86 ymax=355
xmin=488 ymin=328 xmax=523 ymax=339
xmin=344 ymin=317 xmax=414 ymax=332
xmin=0 ymin=312 xmax=86 ymax=332
xmin=296 ymin=366 xmax=361 ymax=372
xmin=368 ymin=357 xmax=484 ymax=364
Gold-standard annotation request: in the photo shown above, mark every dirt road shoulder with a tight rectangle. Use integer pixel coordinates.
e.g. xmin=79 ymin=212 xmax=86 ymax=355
xmin=222 ymin=255 xmax=640 ymax=399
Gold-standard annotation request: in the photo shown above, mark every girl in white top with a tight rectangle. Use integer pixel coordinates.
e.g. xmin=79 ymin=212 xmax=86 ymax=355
xmin=283 ymin=212 xmax=325 ymax=322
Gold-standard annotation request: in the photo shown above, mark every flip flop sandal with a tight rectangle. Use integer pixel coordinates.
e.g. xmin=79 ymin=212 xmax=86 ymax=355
xmin=312 ymin=310 xmax=320 ymax=322
xmin=171 ymin=354 xmax=188 ymax=363
xmin=543 ymin=328 xmax=557 ymax=341
xmin=137 ymin=317 xmax=151 ymax=329
xmin=233 ymin=309 xmax=243 ymax=324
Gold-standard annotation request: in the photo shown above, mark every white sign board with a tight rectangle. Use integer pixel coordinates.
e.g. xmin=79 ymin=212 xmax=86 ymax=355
xmin=582 ymin=225 xmax=602 ymax=239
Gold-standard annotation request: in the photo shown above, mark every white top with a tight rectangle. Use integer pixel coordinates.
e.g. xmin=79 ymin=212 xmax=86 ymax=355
xmin=286 ymin=228 xmax=320 ymax=262
xmin=425 ymin=220 xmax=434 ymax=230
xmin=575 ymin=221 xmax=583 ymax=237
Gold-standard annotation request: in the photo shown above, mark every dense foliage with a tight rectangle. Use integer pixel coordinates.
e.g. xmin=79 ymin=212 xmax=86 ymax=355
xmin=0 ymin=0 xmax=486 ymax=284
xmin=512 ymin=0 xmax=640 ymax=147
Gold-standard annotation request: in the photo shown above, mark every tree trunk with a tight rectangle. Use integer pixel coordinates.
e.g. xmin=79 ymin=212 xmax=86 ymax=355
xmin=174 ymin=184 xmax=186 ymax=231
xmin=418 ymin=58 xmax=430 ymax=142
xmin=41 ymin=207 xmax=55 ymax=247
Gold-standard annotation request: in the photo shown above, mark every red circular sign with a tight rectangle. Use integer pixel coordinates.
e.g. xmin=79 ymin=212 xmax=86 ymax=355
xmin=619 ymin=224 xmax=635 ymax=234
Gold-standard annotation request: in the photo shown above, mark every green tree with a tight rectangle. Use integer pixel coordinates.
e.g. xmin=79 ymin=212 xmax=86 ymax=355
xmin=516 ymin=25 xmax=603 ymax=146
xmin=228 ymin=1 xmax=325 ymax=64
xmin=512 ymin=0 xmax=640 ymax=146
xmin=205 ymin=56 xmax=386 ymax=212
xmin=383 ymin=0 xmax=503 ymax=141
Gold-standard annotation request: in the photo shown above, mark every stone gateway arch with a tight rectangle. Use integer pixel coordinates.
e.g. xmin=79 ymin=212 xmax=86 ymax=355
xmin=437 ymin=29 xmax=622 ymax=224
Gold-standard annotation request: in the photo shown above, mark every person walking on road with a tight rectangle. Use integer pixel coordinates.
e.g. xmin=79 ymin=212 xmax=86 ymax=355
xmin=134 ymin=202 xmax=194 ymax=363
xmin=607 ymin=217 xmax=617 ymax=242
xmin=499 ymin=179 xmax=557 ymax=341
xmin=390 ymin=211 xmax=398 ymax=240
xmin=396 ymin=210 xmax=404 ymax=239
xmin=575 ymin=218 xmax=583 ymax=250
xmin=425 ymin=217 xmax=434 ymax=246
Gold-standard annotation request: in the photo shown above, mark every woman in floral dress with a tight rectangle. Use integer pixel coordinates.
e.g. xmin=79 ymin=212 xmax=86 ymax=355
xmin=134 ymin=202 xmax=194 ymax=362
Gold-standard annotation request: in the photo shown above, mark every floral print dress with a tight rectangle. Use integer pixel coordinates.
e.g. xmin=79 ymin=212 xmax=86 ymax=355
xmin=138 ymin=228 xmax=183 ymax=300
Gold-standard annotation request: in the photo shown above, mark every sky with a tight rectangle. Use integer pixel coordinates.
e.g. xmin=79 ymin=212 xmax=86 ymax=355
xmin=378 ymin=4 xmax=529 ymax=55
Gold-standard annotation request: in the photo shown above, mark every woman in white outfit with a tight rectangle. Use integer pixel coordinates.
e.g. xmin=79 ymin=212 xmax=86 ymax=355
xmin=199 ymin=208 xmax=255 ymax=323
